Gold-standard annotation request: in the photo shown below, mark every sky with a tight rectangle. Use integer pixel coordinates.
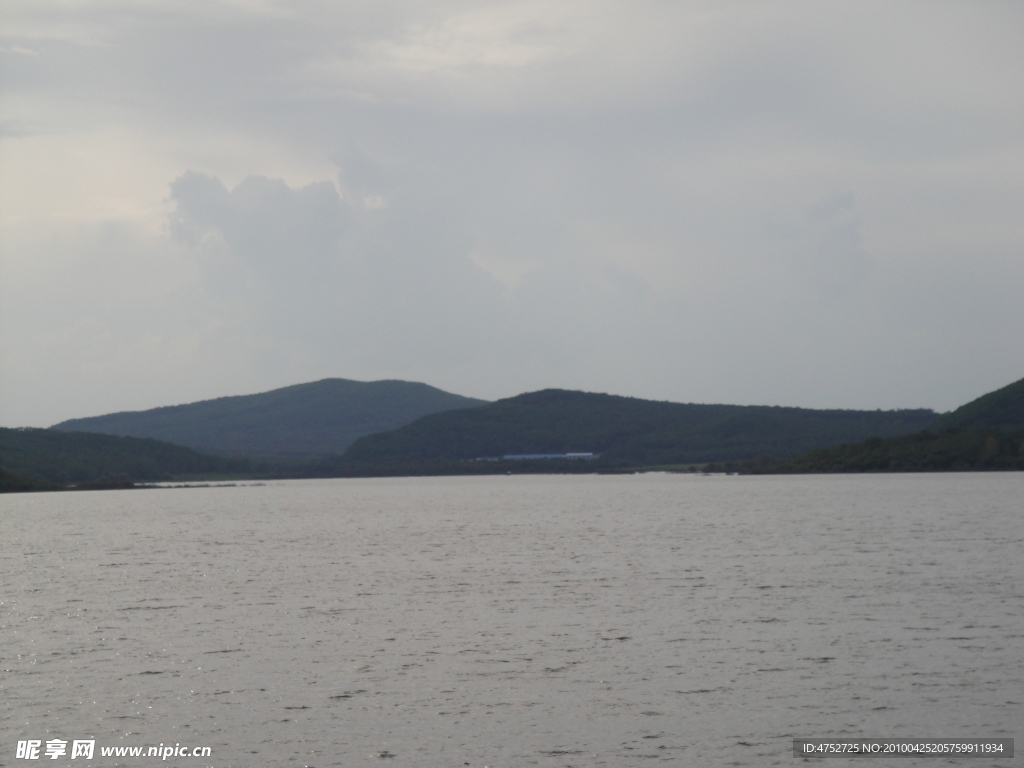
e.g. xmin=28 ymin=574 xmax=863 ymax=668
xmin=2 ymin=0 xmax=1023 ymax=427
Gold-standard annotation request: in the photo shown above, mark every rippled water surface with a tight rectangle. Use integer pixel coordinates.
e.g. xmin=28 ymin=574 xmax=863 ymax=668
xmin=3 ymin=473 xmax=1021 ymax=766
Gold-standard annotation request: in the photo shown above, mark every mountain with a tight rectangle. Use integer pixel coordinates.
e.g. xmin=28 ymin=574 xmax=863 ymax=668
xmin=0 ymin=427 xmax=248 ymax=488
xmin=927 ymin=375 xmax=1024 ymax=432
xmin=743 ymin=375 xmax=1024 ymax=473
xmin=338 ymin=389 xmax=939 ymax=470
xmin=51 ymin=379 xmax=487 ymax=459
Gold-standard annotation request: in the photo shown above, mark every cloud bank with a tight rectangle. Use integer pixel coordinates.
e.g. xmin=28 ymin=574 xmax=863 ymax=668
xmin=2 ymin=0 xmax=1023 ymax=425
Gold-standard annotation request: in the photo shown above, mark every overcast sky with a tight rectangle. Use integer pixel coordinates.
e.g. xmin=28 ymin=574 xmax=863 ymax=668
xmin=2 ymin=0 xmax=1022 ymax=426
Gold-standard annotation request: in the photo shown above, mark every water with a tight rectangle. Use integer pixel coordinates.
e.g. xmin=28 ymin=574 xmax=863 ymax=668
xmin=2 ymin=473 xmax=1021 ymax=767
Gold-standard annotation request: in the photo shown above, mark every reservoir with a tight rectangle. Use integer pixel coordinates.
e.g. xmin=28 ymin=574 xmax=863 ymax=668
xmin=2 ymin=473 xmax=1020 ymax=766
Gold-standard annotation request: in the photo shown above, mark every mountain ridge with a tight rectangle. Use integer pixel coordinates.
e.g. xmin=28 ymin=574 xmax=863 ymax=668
xmin=927 ymin=376 xmax=1024 ymax=432
xmin=17 ymin=375 xmax=1024 ymax=483
xmin=741 ymin=374 xmax=1024 ymax=473
xmin=339 ymin=388 xmax=940 ymax=469
xmin=51 ymin=378 xmax=487 ymax=459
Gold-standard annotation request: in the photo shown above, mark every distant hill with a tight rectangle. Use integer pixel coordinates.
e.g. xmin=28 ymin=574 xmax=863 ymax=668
xmin=927 ymin=376 xmax=1024 ymax=432
xmin=339 ymin=389 xmax=939 ymax=470
xmin=0 ymin=428 xmax=248 ymax=488
xmin=51 ymin=379 xmax=487 ymax=459
xmin=743 ymin=375 xmax=1024 ymax=474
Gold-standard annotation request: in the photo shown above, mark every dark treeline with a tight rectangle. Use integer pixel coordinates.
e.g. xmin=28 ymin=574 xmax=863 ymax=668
xmin=725 ymin=427 xmax=1024 ymax=474
xmin=0 ymin=428 xmax=250 ymax=489
xmin=0 ymin=467 xmax=62 ymax=493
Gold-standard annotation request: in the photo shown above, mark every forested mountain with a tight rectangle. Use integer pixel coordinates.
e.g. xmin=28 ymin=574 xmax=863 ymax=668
xmin=339 ymin=389 xmax=939 ymax=469
xmin=927 ymin=376 xmax=1024 ymax=432
xmin=51 ymin=379 xmax=487 ymax=459
xmin=744 ymin=374 xmax=1024 ymax=473
xmin=0 ymin=428 xmax=247 ymax=487
xmin=20 ymin=376 xmax=1022 ymax=483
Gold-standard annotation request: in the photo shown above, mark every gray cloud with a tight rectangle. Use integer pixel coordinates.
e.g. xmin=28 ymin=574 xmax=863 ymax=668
xmin=2 ymin=0 xmax=1023 ymax=426
xmin=169 ymin=171 xmax=349 ymax=276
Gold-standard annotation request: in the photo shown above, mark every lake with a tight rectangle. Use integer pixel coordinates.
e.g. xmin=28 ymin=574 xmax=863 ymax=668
xmin=2 ymin=473 xmax=1020 ymax=766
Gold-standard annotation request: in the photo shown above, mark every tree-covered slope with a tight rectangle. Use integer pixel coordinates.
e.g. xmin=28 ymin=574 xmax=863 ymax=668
xmin=927 ymin=375 xmax=1024 ymax=432
xmin=51 ymin=379 xmax=487 ymax=459
xmin=341 ymin=389 xmax=939 ymax=468
xmin=748 ymin=429 xmax=1024 ymax=473
xmin=740 ymin=375 xmax=1024 ymax=474
xmin=0 ymin=428 xmax=248 ymax=487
